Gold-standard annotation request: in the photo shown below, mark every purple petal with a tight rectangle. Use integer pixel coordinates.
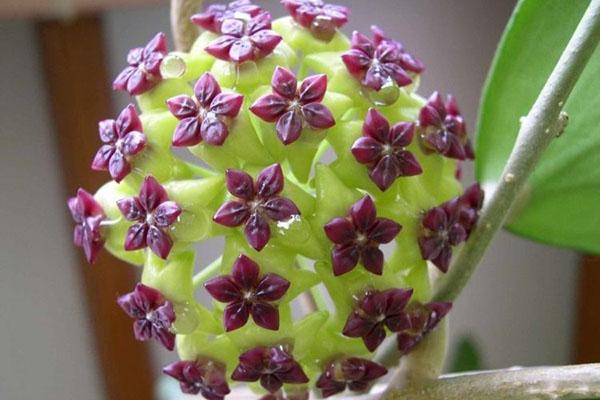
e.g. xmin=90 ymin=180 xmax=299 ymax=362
xmin=126 ymin=68 xmax=150 ymax=96
xmin=396 ymin=151 xmax=423 ymax=176
xmin=153 ymin=201 xmax=182 ymax=228
xmin=448 ymin=223 xmax=467 ymax=245
xmin=205 ymin=35 xmax=237 ymax=62
xmin=117 ymin=197 xmax=146 ymax=221
xmin=389 ymin=122 xmax=415 ymax=147
xmin=369 ymin=155 xmax=399 ymax=191
xmin=221 ymin=18 xmax=245 ymax=37
xmin=350 ymin=195 xmax=377 ymax=232
xmin=224 ymin=301 xmax=251 ymax=331
xmin=154 ymin=325 xmax=176 ymax=351
xmin=397 ymin=333 xmax=421 ymax=355
xmin=368 ymin=218 xmax=401 ymax=243
xmin=201 ymin=115 xmax=229 ymax=146
xmin=331 ymin=245 xmax=359 ymax=276
xmin=277 ymin=361 xmax=309 ymax=385
xmin=133 ymin=319 xmax=153 ymax=341
xmin=341 ymin=49 xmax=371 ymax=76
xmin=351 ymin=31 xmax=374 ymax=55
xmin=271 ymin=66 xmax=298 ymax=100
xmin=73 ymin=225 xmax=84 ymax=247
xmin=144 ymin=32 xmax=167 ymax=56
xmin=343 ymin=312 xmax=373 ymax=338
xmin=244 ymin=213 xmax=271 ymax=251
xmin=229 ymin=39 xmax=255 ymax=63
xmin=172 ymin=117 xmax=202 ymax=147
xmin=299 ymin=74 xmax=327 ymax=104
xmin=124 ymin=223 xmax=149 ymax=251
xmin=139 ymin=176 xmax=169 ymax=212
xmin=205 ymin=276 xmax=242 ymax=303
xmin=121 ymin=130 xmax=146 ymax=156
xmin=108 ymin=150 xmax=131 ymax=183
xmin=167 ymin=95 xmax=199 ymax=119
xmin=251 ymin=302 xmax=280 ymax=330
xmin=363 ymin=108 xmax=390 ymax=143
xmin=276 ymin=110 xmax=304 ymax=145
xmin=383 ymin=288 xmax=413 ymax=316
xmin=232 ymin=254 xmax=260 ymax=290
xmin=250 ymin=94 xmax=289 ymax=122
xmin=256 ymin=164 xmax=284 ymax=199
xmin=210 ymin=93 xmax=244 ymax=118
xmin=98 ymin=119 xmax=117 ymax=143
xmin=363 ymin=324 xmax=386 ymax=352
xmin=262 ymin=197 xmax=300 ymax=221
xmin=418 ymin=236 xmax=444 ymax=262
xmin=91 ymin=145 xmax=115 ymax=171
xmin=213 ymin=201 xmax=250 ymax=227
xmin=226 ymin=169 xmax=255 ymax=200
xmin=112 ymin=66 xmax=136 ymax=92
xmin=351 ymin=137 xmax=382 ymax=164
xmin=431 ymin=245 xmax=452 ymax=273
xmin=382 ymin=62 xmax=412 ymax=87
xmin=250 ymin=30 xmax=282 ymax=58
xmin=116 ymin=104 xmax=143 ymax=136
xmin=195 ymin=73 xmax=222 ymax=107
xmin=261 ymin=374 xmax=283 ymax=393
xmin=254 ymin=273 xmax=290 ymax=301
xmin=146 ymin=225 xmax=173 ymax=259
xmin=360 ymin=247 xmax=384 ymax=275
xmin=323 ymin=217 xmax=356 ymax=245
xmin=302 ymin=103 xmax=335 ymax=130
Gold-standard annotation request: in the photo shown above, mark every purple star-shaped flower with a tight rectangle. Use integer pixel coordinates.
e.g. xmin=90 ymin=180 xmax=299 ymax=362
xmin=371 ymin=25 xmax=425 ymax=74
xmin=418 ymin=92 xmax=475 ymax=160
xmin=231 ymin=346 xmax=309 ymax=393
xmin=281 ymin=0 xmax=350 ymax=41
xmin=163 ymin=359 xmax=231 ymax=400
xmin=396 ymin=302 xmax=452 ymax=355
xmin=67 ymin=188 xmax=105 ymax=264
xmin=117 ymin=176 xmax=182 ymax=259
xmin=213 ymin=164 xmax=300 ymax=251
xmin=91 ymin=104 xmax=146 ymax=182
xmin=342 ymin=288 xmax=413 ymax=352
xmin=324 ymin=195 xmax=402 ymax=276
xmin=418 ymin=184 xmax=484 ymax=272
xmin=205 ymin=255 xmax=290 ymax=331
xmin=250 ymin=67 xmax=335 ymax=145
xmin=191 ymin=0 xmax=263 ymax=33
xmin=167 ymin=73 xmax=244 ymax=147
xmin=316 ymin=357 xmax=388 ymax=397
xmin=205 ymin=12 xmax=282 ymax=63
xmin=342 ymin=30 xmax=412 ymax=91
xmin=117 ymin=283 xmax=176 ymax=350
xmin=113 ymin=32 xmax=167 ymax=96
xmin=351 ymin=108 xmax=422 ymax=191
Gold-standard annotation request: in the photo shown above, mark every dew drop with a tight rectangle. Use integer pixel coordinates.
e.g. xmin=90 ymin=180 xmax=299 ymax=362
xmin=364 ymin=78 xmax=400 ymax=106
xmin=160 ymin=54 xmax=187 ymax=79
xmin=310 ymin=16 xmax=336 ymax=42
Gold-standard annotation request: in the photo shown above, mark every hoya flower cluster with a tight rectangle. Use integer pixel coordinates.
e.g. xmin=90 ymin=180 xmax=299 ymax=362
xmin=67 ymin=1 xmax=483 ymax=398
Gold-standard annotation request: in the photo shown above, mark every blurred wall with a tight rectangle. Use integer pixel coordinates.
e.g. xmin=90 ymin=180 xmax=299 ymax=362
xmin=0 ymin=1 xmax=579 ymax=399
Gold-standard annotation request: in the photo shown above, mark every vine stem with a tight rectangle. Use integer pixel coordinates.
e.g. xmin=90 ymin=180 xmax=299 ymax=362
xmin=171 ymin=0 xmax=203 ymax=52
xmin=432 ymin=0 xmax=600 ymax=304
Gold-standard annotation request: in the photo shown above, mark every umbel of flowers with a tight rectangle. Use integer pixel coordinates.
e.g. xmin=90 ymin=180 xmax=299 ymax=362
xmin=67 ymin=1 xmax=484 ymax=399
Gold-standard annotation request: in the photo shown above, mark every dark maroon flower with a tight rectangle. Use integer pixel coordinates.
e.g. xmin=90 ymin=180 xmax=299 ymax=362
xmin=117 ymin=176 xmax=182 ymax=259
xmin=117 ymin=283 xmax=176 ymax=350
xmin=67 ymin=188 xmax=105 ymax=264
xmin=316 ymin=357 xmax=388 ymax=397
xmin=341 ymin=31 xmax=412 ymax=91
xmin=371 ymin=25 xmax=425 ymax=74
xmin=205 ymin=12 xmax=282 ymax=63
xmin=418 ymin=92 xmax=475 ymax=160
xmin=231 ymin=346 xmax=309 ymax=393
xmin=342 ymin=288 xmax=413 ymax=352
xmin=324 ymin=196 xmax=401 ymax=276
xmin=191 ymin=0 xmax=263 ymax=33
xmin=91 ymin=104 xmax=146 ymax=182
xmin=204 ymin=255 xmax=290 ymax=331
xmin=250 ymin=67 xmax=335 ymax=145
xmin=281 ymin=0 xmax=350 ymax=41
xmin=113 ymin=32 xmax=167 ymax=96
xmin=351 ymin=108 xmax=422 ymax=191
xmin=260 ymin=389 xmax=309 ymax=400
xmin=396 ymin=302 xmax=452 ymax=355
xmin=213 ymin=164 xmax=300 ymax=251
xmin=163 ymin=359 xmax=230 ymax=400
xmin=418 ymin=184 xmax=484 ymax=272
xmin=167 ymin=73 xmax=244 ymax=147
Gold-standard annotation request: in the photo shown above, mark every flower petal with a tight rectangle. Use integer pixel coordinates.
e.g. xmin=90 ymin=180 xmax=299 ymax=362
xmin=362 ymin=324 xmax=386 ymax=352
xmin=195 ymin=73 xmax=222 ymax=107
xmin=396 ymin=150 xmax=423 ymax=177
xmin=350 ymin=195 xmax=377 ymax=232
xmin=324 ymin=217 xmax=356 ymax=245
xmin=226 ymin=169 xmax=255 ymax=200
xmin=244 ymin=213 xmax=271 ymax=251
xmin=251 ymin=302 xmax=280 ymax=330
xmin=167 ymin=95 xmax=199 ymax=119
xmin=153 ymin=201 xmax=182 ymax=227
xmin=276 ymin=110 xmax=304 ymax=145
xmin=116 ymin=104 xmax=143 ymax=136
xmin=112 ymin=66 xmax=136 ymax=92
xmin=121 ymin=130 xmax=146 ymax=156
xmin=210 ymin=93 xmax=244 ymax=118
xmin=144 ymin=32 xmax=167 ymax=56
xmin=229 ymin=39 xmax=255 ymax=63
xmin=124 ymin=223 xmax=149 ymax=251
xmin=205 ymin=35 xmax=237 ymax=62
xmin=389 ymin=122 xmax=415 ymax=147
xmin=262 ymin=197 xmax=300 ymax=221
xmin=382 ymin=62 xmax=412 ymax=87
xmin=117 ymin=197 xmax=145 ymax=221
xmin=250 ymin=94 xmax=289 ymax=122
xmin=256 ymin=164 xmax=284 ymax=199
xmin=254 ymin=273 xmax=290 ymax=301
xmin=431 ymin=245 xmax=452 ymax=273
xmin=360 ymin=246 xmax=384 ymax=275
xmin=271 ymin=66 xmax=297 ymax=100
xmin=342 ymin=312 xmax=374 ymax=338
xmin=351 ymin=136 xmax=382 ymax=164
xmin=201 ymin=115 xmax=229 ymax=146
xmin=341 ymin=49 xmax=371 ymax=75
xmin=214 ymin=201 xmax=250 ymax=227
xmin=224 ymin=301 xmax=251 ymax=331
xmin=172 ymin=117 xmax=202 ymax=147
xmin=368 ymin=218 xmax=401 ymax=244
xmin=351 ymin=31 xmax=375 ymax=55
xmin=363 ymin=108 xmax=390 ymax=143
xmin=260 ymin=374 xmax=283 ymax=393
xmin=250 ymin=30 xmax=282 ymax=57
xmin=232 ymin=254 xmax=260 ymax=289
xmin=369 ymin=155 xmax=400 ymax=191
xmin=146 ymin=225 xmax=173 ymax=259
xmin=108 ymin=150 xmax=131 ymax=183
xmin=205 ymin=276 xmax=242 ymax=303
xmin=331 ymin=245 xmax=360 ymax=276
xmin=302 ymin=103 xmax=335 ymax=130
xmin=139 ymin=176 xmax=169 ymax=212
xmin=91 ymin=145 xmax=115 ymax=171
xmin=299 ymin=74 xmax=327 ymax=104
xmin=98 ymin=119 xmax=117 ymax=143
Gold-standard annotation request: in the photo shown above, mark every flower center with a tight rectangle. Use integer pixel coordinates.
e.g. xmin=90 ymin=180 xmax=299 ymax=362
xmin=381 ymin=144 xmax=394 ymax=156
xmin=356 ymin=233 xmax=369 ymax=246
xmin=146 ymin=213 xmax=155 ymax=225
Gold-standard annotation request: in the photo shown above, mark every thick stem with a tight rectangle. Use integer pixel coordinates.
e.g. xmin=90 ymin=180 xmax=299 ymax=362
xmin=192 ymin=256 xmax=222 ymax=289
xmin=170 ymin=0 xmax=203 ymax=52
xmin=433 ymin=0 xmax=600 ymax=304
xmin=377 ymin=364 xmax=600 ymax=400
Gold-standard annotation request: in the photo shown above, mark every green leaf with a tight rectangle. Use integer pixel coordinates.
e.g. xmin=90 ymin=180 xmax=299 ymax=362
xmin=475 ymin=0 xmax=600 ymax=253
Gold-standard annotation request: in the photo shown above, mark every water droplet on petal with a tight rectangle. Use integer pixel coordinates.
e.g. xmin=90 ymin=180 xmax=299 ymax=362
xmin=364 ymin=78 xmax=400 ymax=106
xmin=311 ymin=16 xmax=336 ymax=42
xmin=160 ymin=54 xmax=187 ymax=79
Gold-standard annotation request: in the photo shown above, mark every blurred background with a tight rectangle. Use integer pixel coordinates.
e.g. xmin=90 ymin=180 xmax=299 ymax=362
xmin=0 ymin=0 xmax=597 ymax=399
